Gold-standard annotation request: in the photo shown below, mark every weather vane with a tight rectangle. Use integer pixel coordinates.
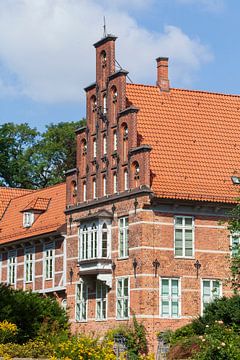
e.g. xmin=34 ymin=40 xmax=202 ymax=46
xmin=103 ymin=16 xmax=107 ymax=37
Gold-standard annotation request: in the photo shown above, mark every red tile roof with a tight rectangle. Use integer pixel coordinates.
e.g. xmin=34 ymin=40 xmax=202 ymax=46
xmin=0 ymin=183 xmax=66 ymax=244
xmin=0 ymin=187 xmax=33 ymax=219
xmin=23 ymin=197 xmax=51 ymax=212
xmin=126 ymin=84 xmax=240 ymax=203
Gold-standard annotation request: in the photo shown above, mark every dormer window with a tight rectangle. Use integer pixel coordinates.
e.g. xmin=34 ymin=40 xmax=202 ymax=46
xmin=23 ymin=212 xmax=34 ymax=228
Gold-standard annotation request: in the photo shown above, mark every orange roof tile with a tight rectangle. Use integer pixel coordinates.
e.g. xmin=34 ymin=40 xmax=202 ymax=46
xmin=0 ymin=183 xmax=66 ymax=244
xmin=0 ymin=187 xmax=33 ymax=219
xmin=126 ymin=83 xmax=240 ymax=203
xmin=23 ymin=197 xmax=51 ymax=212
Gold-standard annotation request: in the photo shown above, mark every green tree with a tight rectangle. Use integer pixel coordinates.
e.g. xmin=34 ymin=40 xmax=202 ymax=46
xmin=0 ymin=120 xmax=85 ymax=189
xmin=227 ymin=204 xmax=240 ymax=293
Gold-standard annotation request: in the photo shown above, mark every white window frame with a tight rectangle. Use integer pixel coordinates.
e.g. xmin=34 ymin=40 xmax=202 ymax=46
xmin=201 ymin=279 xmax=222 ymax=315
xmin=24 ymin=246 xmax=34 ymax=283
xmin=23 ymin=212 xmax=34 ymax=228
xmin=174 ymin=216 xmax=194 ymax=258
xmin=103 ymin=176 xmax=107 ymax=196
xmin=79 ymin=221 xmax=111 ymax=261
xmin=44 ymin=242 xmax=54 ymax=280
xmin=93 ymin=138 xmax=97 ymax=158
xmin=160 ymin=277 xmax=181 ymax=318
xmin=76 ymin=281 xmax=88 ymax=322
xmin=116 ymin=277 xmax=130 ymax=320
xmin=8 ymin=250 xmax=17 ymax=286
xmin=124 ymin=169 xmax=128 ymax=191
xmin=113 ymin=173 xmax=117 ymax=193
xmin=103 ymin=94 xmax=107 ymax=114
xmin=113 ymin=131 xmax=117 ymax=151
xmin=230 ymin=233 xmax=240 ymax=257
xmin=96 ymin=281 xmax=107 ymax=321
xmin=118 ymin=217 xmax=129 ymax=259
xmin=83 ymin=182 xmax=87 ymax=201
xmin=103 ymin=135 xmax=107 ymax=155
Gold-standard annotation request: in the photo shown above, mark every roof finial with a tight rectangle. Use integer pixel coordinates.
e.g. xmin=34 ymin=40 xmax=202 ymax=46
xmin=103 ymin=16 xmax=107 ymax=38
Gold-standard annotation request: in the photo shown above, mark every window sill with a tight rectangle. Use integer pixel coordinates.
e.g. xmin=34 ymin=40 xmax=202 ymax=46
xmin=116 ymin=317 xmax=130 ymax=321
xmin=159 ymin=316 xmax=181 ymax=320
xmin=95 ymin=318 xmax=107 ymax=322
xmin=117 ymin=256 xmax=129 ymax=261
xmin=25 ymin=281 xmax=33 ymax=284
xmin=76 ymin=320 xmax=88 ymax=323
xmin=174 ymin=256 xmax=195 ymax=260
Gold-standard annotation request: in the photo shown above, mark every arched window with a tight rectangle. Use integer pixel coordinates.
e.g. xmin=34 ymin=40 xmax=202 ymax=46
xmin=103 ymin=94 xmax=107 ymax=114
xmin=122 ymin=123 xmax=128 ymax=161
xmin=102 ymin=223 xmax=108 ymax=257
xmin=93 ymin=138 xmax=97 ymax=158
xmin=81 ymin=139 xmax=87 ymax=174
xmin=113 ymin=172 xmax=117 ymax=193
xmin=132 ymin=161 xmax=140 ymax=187
xmin=103 ymin=134 xmax=107 ymax=155
xmin=93 ymin=178 xmax=96 ymax=199
xmin=101 ymin=50 xmax=107 ymax=86
xmin=124 ymin=169 xmax=128 ymax=191
xmin=83 ymin=181 xmax=86 ymax=201
xmin=113 ymin=130 xmax=117 ymax=151
xmin=91 ymin=95 xmax=97 ymax=129
xmin=91 ymin=223 xmax=97 ymax=258
xmin=81 ymin=225 xmax=88 ymax=260
xmin=103 ymin=175 xmax=107 ymax=196
xmin=71 ymin=180 xmax=77 ymax=205
xmin=112 ymin=86 xmax=117 ymax=123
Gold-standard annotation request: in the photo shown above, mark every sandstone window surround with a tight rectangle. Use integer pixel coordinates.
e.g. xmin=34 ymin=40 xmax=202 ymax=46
xmin=79 ymin=220 xmax=111 ymax=261
xmin=174 ymin=216 xmax=194 ymax=258
xmin=116 ymin=277 xmax=129 ymax=320
xmin=160 ymin=278 xmax=180 ymax=318
xmin=201 ymin=279 xmax=221 ymax=314
xmin=76 ymin=281 xmax=88 ymax=322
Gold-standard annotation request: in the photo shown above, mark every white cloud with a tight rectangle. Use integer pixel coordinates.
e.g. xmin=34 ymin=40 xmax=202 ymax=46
xmin=0 ymin=0 xmax=213 ymax=103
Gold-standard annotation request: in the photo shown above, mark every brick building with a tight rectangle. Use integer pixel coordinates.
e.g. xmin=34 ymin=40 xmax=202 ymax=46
xmin=64 ymin=33 xmax=240 ymax=350
xmin=0 ymin=183 xmax=67 ymax=305
xmin=1 ymin=32 xmax=240 ymax=352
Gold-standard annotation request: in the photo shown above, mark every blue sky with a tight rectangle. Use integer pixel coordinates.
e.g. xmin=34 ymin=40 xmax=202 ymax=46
xmin=0 ymin=0 xmax=238 ymax=131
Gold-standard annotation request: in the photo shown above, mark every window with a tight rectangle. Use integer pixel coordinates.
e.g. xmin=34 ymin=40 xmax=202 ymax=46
xmin=91 ymin=224 xmax=97 ymax=258
xmin=161 ymin=278 xmax=180 ymax=318
xmin=23 ymin=212 xmax=34 ymax=228
xmin=8 ymin=250 xmax=16 ymax=285
xmin=174 ymin=216 xmax=194 ymax=258
xmin=119 ymin=217 xmax=129 ymax=258
xmin=96 ymin=281 xmax=107 ymax=320
xmin=45 ymin=243 xmax=54 ymax=280
xmin=79 ymin=222 xmax=110 ymax=261
xmin=113 ymin=172 xmax=117 ymax=193
xmin=122 ymin=124 xmax=128 ymax=161
xmin=103 ymin=94 xmax=107 ymax=114
xmin=103 ymin=175 xmax=107 ymax=196
xmin=202 ymin=280 xmax=221 ymax=313
xmin=102 ymin=223 xmax=108 ymax=257
xmin=231 ymin=234 xmax=240 ymax=257
xmin=124 ymin=169 xmax=128 ymax=191
xmin=93 ymin=178 xmax=96 ymax=199
xmin=76 ymin=281 xmax=88 ymax=322
xmin=25 ymin=247 xmax=34 ymax=283
xmin=103 ymin=135 xmax=107 ymax=155
xmin=93 ymin=138 xmax=97 ymax=158
xmin=132 ymin=161 xmax=140 ymax=187
xmin=116 ymin=277 xmax=129 ymax=319
xmin=113 ymin=130 xmax=117 ymax=151
xmin=83 ymin=181 xmax=87 ymax=201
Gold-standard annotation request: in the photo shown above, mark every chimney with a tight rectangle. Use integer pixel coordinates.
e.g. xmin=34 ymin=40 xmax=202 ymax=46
xmin=156 ymin=57 xmax=169 ymax=91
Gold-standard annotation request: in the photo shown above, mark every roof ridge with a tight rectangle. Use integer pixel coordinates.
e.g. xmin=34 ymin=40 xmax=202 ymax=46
xmin=8 ymin=182 xmax=66 ymax=201
xmin=126 ymin=82 xmax=240 ymax=98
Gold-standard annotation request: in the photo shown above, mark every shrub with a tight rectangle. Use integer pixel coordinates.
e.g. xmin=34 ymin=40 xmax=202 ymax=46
xmin=0 ymin=321 xmax=18 ymax=344
xmin=0 ymin=284 xmax=68 ymax=343
xmin=0 ymin=339 xmax=54 ymax=358
xmin=106 ymin=315 xmax=148 ymax=359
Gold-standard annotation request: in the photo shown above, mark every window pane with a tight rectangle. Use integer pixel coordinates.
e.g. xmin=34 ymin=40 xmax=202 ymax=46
xmin=117 ymin=280 xmax=122 ymax=297
xmin=185 ymin=218 xmax=193 ymax=226
xmin=161 ymin=301 xmax=169 ymax=316
xmin=175 ymin=229 xmax=183 ymax=240
xmin=175 ymin=217 xmax=183 ymax=225
xmin=124 ymin=299 xmax=128 ymax=318
xmin=124 ymin=278 xmax=128 ymax=296
xmin=203 ymin=281 xmax=210 ymax=296
xmin=117 ymin=300 xmax=122 ymax=318
xmin=172 ymin=301 xmax=179 ymax=317
xmin=212 ymin=281 xmax=220 ymax=297
xmin=171 ymin=280 xmax=179 ymax=296
xmin=162 ymin=279 xmax=169 ymax=296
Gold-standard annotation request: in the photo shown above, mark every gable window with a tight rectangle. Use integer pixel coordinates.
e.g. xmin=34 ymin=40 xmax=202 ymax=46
xmin=93 ymin=178 xmax=96 ymax=199
xmin=8 ymin=250 xmax=16 ymax=285
xmin=202 ymin=279 xmax=221 ymax=313
xmin=96 ymin=281 xmax=107 ymax=320
xmin=161 ymin=278 xmax=180 ymax=318
xmin=103 ymin=135 xmax=107 ymax=155
xmin=113 ymin=172 xmax=117 ymax=193
xmin=119 ymin=217 xmax=129 ymax=258
xmin=231 ymin=234 xmax=240 ymax=257
xmin=113 ymin=130 xmax=117 ymax=151
xmin=116 ymin=277 xmax=129 ymax=319
xmin=25 ymin=247 xmax=34 ymax=283
xmin=174 ymin=216 xmax=194 ymax=258
xmin=93 ymin=138 xmax=97 ymax=158
xmin=103 ymin=175 xmax=107 ymax=196
xmin=45 ymin=243 xmax=54 ymax=280
xmin=76 ymin=281 xmax=88 ymax=322
xmin=122 ymin=124 xmax=128 ymax=161
xmin=83 ymin=181 xmax=87 ymax=201
xmin=103 ymin=94 xmax=107 ymax=114
xmin=124 ymin=169 xmax=128 ymax=191
xmin=23 ymin=212 xmax=34 ymax=228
